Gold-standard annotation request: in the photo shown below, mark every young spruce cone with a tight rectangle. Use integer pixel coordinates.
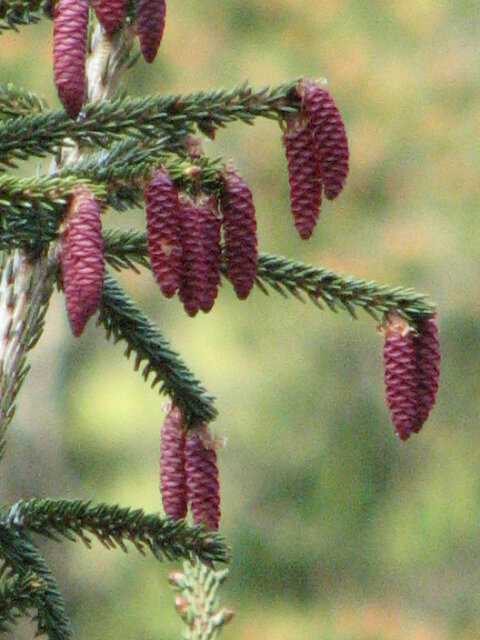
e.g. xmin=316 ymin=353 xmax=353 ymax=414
xmin=185 ymin=424 xmax=221 ymax=531
xmin=383 ymin=316 xmax=419 ymax=441
xmin=282 ymin=115 xmax=323 ymax=239
xmin=178 ymin=195 xmax=221 ymax=316
xmin=160 ymin=404 xmax=187 ymax=520
xmin=301 ymin=80 xmax=349 ymax=201
xmin=144 ymin=167 xmax=183 ymax=298
xmin=91 ymin=0 xmax=127 ymax=35
xmin=60 ymin=186 xmax=104 ymax=337
xmin=137 ymin=0 xmax=166 ymax=63
xmin=53 ymin=0 xmax=89 ymax=119
xmin=220 ymin=165 xmax=258 ymax=300
xmin=413 ymin=314 xmax=440 ymax=431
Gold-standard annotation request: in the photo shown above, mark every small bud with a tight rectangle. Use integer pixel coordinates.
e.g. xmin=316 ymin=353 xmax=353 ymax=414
xmin=60 ymin=186 xmax=104 ymax=336
xmin=144 ymin=167 xmax=183 ymax=298
xmin=220 ymin=165 xmax=258 ymax=300
xmin=91 ymin=0 xmax=127 ymax=35
xmin=282 ymin=115 xmax=322 ymax=239
xmin=160 ymin=404 xmax=187 ymax=520
xmin=383 ymin=315 xmax=418 ymax=441
xmin=185 ymin=424 xmax=221 ymax=531
xmin=300 ymin=80 xmax=349 ymax=200
xmin=412 ymin=314 xmax=440 ymax=432
xmin=137 ymin=0 xmax=166 ymax=63
xmin=53 ymin=0 xmax=89 ymax=119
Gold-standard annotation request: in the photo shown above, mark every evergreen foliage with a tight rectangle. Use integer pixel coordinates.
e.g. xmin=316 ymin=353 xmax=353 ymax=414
xmin=0 ymin=1 xmax=440 ymax=638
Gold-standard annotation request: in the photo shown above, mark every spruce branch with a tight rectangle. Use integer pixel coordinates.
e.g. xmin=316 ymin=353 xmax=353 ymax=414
xmin=169 ymin=559 xmax=233 ymax=640
xmin=0 ymin=174 xmax=106 ymax=250
xmin=0 ymin=570 xmax=46 ymax=633
xmin=99 ymin=273 xmax=218 ymax=425
xmin=0 ymin=526 xmax=73 ymax=639
xmin=0 ymin=499 xmax=230 ymax=564
xmin=0 ymin=83 xmax=47 ymax=118
xmin=102 ymin=230 xmax=435 ymax=324
xmin=0 ymin=0 xmax=51 ymax=33
xmin=0 ymin=82 xmax=299 ymax=167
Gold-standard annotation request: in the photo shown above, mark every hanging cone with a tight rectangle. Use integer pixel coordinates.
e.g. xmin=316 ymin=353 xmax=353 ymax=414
xmin=220 ymin=164 xmax=258 ymax=300
xmin=178 ymin=196 xmax=206 ymax=317
xmin=137 ymin=0 xmax=166 ymax=63
xmin=383 ymin=315 xmax=418 ymax=441
xmin=60 ymin=185 xmax=104 ymax=337
xmin=282 ymin=115 xmax=323 ymax=239
xmin=412 ymin=314 xmax=440 ymax=432
xmin=160 ymin=404 xmax=187 ymax=520
xmin=91 ymin=0 xmax=127 ymax=35
xmin=144 ymin=166 xmax=183 ymax=298
xmin=185 ymin=424 xmax=221 ymax=531
xmin=53 ymin=0 xmax=89 ymax=119
xmin=300 ymin=80 xmax=349 ymax=201
xmin=198 ymin=196 xmax=222 ymax=313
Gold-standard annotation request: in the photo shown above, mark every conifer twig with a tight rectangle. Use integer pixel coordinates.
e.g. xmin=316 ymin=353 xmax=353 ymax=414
xmin=99 ymin=274 xmax=218 ymax=425
xmin=0 ymin=82 xmax=299 ymax=167
xmin=1 ymin=499 xmax=230 ymax=564
xmin=0 ymin=83 xmax=47 ymax=118
xmin=102 ymin=230 xmax=435 ymax=324
xmin=0 ymin=570 xmax=46 ymax=633
xmin=169 ymin=559 xmax=233 ymax=640
xmin=0 ymin=526 xmax=73 ymax=639
xmin=0 ymin=0 xmax=51 ymax=33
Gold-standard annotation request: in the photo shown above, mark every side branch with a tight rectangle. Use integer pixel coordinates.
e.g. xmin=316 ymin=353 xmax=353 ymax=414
xmin=0 ymin=526 xmax=73 ymax=639
xmin=99 ymin=274 xmax=218 ymax=424
xmin=1 ymin=499 xmax=230 ymax=564
xmin=102 ymin=230 xmax=435 ymax=324
xmin=0 ymin=82 xmax=299 ymax=166
xmin=0 ymin=571 xmax=47 ymax=634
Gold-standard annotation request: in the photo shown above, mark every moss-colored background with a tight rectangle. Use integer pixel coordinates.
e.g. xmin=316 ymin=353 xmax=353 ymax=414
xmin=2 ymin=1 xmax=480 ymax=639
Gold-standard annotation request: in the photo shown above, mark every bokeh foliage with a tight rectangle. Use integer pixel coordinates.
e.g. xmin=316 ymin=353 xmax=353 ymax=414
xmin=2 ymin=1 xmax=480 ymax=639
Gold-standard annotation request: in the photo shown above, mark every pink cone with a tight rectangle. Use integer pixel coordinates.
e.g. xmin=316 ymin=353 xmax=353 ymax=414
xmin=53 ymin=0 xmax=88 ymax=119
xmin=137 ymin=0 xmax=166 ymax=63
xmin=301 ymin=80 xmax=349 ymax=201
xmin=91 ymin=0 xmax=127 ymax=35
xmin=383 ymin=319 xmax=418 ymax=441
xmin=60 ymin=186 xmax=104 ymax=336
xmin=185 ymin=424 xmax=221 ymax=531
xmin=160 ymin=404 xmax=187 ymax=520
xmin=144 ymin=167 xmax=183 ymax=298
xmin=412 ymin=314 xmax=440 ymax=432
xmin=282 ymin=115 xmax=323 ymax=239
xmin=220 ymin=165 xmax=258 ymax=300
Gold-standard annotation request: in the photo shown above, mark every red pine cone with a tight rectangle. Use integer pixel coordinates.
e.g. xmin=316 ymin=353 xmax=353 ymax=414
xmin=412 ymin=314 xmax=440 ymax=431
xmin=220 ymin=165 xmax=258 ymax=300
xmin=91 ymin=0 xmax=127 ymax=35
xmin=301 ymin=81 xmax=349 ymax=201
xmin=198 ymin=196 xmax=222 ymax=313
xmin=144 ymin=167 xmax=183 ymax=298
xmin=53 ymin=0 xmax=89 ymax=119
xmin=282 ymin=115 xmax=323 ymax=239
xmin=185 ymin=424 xmax=221 ymax=531
xmin=178 ymin=196 xmax=221 ymax=316
xmin=137 ymin=0 xmax=166 ymax=64
xmin=60 ymin=186 xmax=104 ymax=337
xmin=383 ymin=318 xmax=419 ymax=441
xmin=160 ymin=404 xmax=187 ymax=520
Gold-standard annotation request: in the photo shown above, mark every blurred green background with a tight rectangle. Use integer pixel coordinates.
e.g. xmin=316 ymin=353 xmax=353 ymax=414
xmin=2 ymin=1 xmax=480 ymax=639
